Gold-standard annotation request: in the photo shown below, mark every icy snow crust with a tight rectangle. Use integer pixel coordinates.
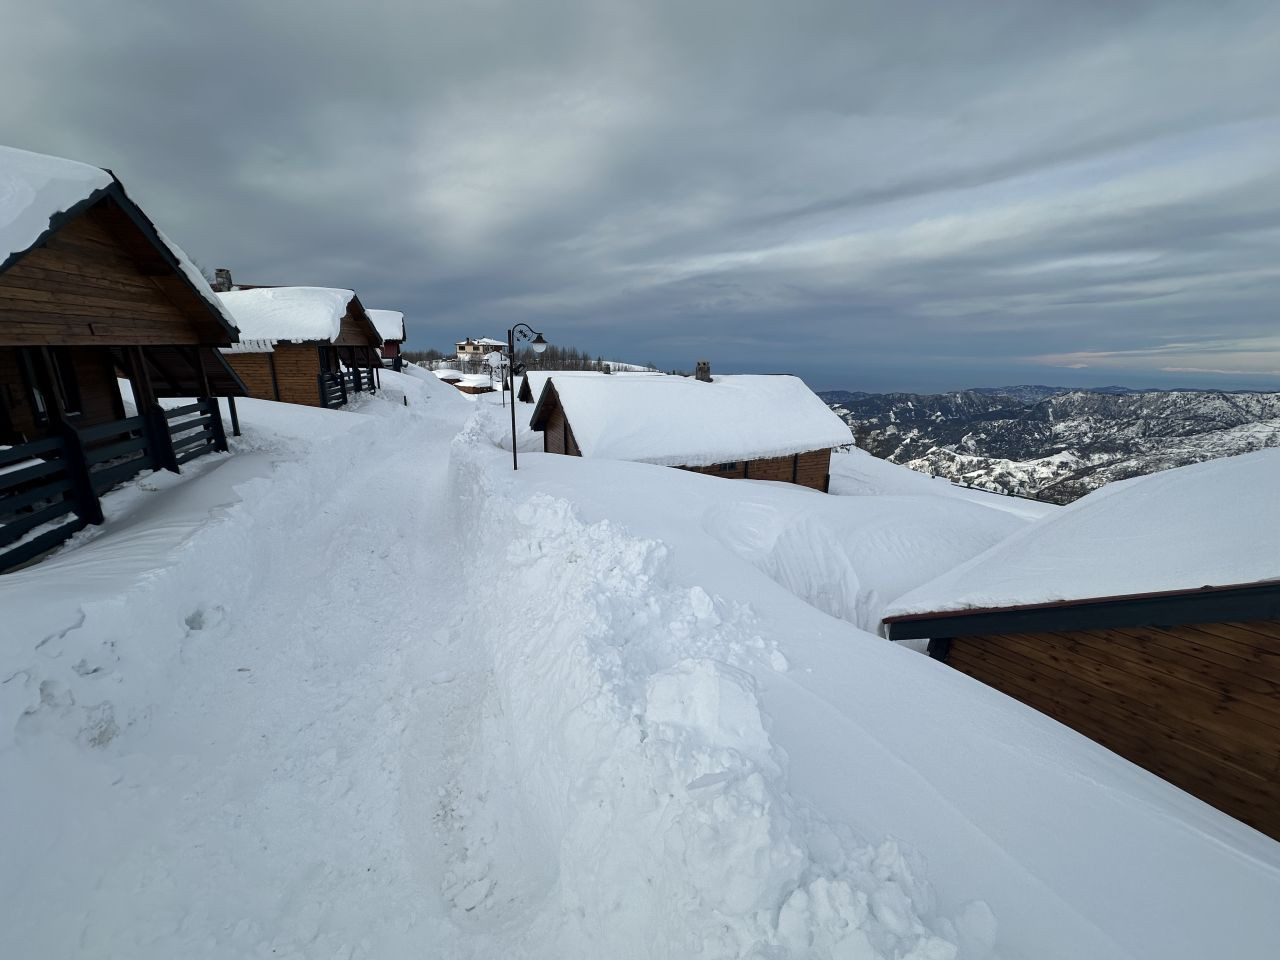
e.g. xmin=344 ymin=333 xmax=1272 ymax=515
xmin=216 ymin=286 xmax=354 ymax=343
xmin=367 ymin=308 xmax=405 ymax=342
xmin=545 ymin=374 xmax=853 ymax=466
xmin=3 ymin=376 xmax=1279 ymax=959
xmin=887 ymin=447 xmax=1280 ymax=616
xmin=0 ymin=145 xmax=239 ymax=332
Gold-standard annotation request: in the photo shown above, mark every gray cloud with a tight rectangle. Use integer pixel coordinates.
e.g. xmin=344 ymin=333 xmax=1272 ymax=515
xmin=4 ymin=0 xmax=1279 ymax=391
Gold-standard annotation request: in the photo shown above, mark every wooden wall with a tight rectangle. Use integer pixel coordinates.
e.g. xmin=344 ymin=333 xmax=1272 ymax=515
xmin=269 ymin=343 xmax=323 ymax=406
xmin=224 ymin=344 xmax=321 ymax=406
xmin=0 ymin=345 xmax=124 ymax=443
xmin=0 ymin=205 xmax=218 ymax=346
xmin=223 ymin=353 xmax=279 ymax=402
xmin=944 ymin=620 xmax=1280 ymax=839
xmin=683 ymin=448 xmax=832 ymax=491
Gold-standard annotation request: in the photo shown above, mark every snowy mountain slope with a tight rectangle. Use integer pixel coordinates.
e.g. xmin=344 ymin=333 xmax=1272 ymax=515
xmin=1 ymin=373 xmax=1277 ymax=959
xmin=823 ymin=387 xmax=1280 ymax=502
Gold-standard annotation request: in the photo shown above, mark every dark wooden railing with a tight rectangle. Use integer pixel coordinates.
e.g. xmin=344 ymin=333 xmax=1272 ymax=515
xmin=318 ymin=371 xmax=347 ymax=408
xmin=342 ymin=367 xmax=377 ymax=395
xmin=1 ymin=399 xmax=231 ymax=573
xmin=0 ymin=435 xmax=90 ymax=571
xmin=165 ymin=398 xmax=228 ymax=467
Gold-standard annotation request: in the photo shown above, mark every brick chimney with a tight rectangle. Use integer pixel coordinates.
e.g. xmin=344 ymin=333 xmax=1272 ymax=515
xmin=695 ymin=360 xmax=712 ymax=382
xmin=212 ymin=267 xmax=233 ymax=292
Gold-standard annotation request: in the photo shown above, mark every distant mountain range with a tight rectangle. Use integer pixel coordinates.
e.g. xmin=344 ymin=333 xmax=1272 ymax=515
xmin=820 ymin=386 xmax=1280 ymax=503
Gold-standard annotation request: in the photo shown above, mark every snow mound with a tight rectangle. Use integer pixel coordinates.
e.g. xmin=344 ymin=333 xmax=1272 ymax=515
xmin=444 ymin=422 xmax=962 ymax=958
xmin=216 ymin=286 xmax=354 ymax=343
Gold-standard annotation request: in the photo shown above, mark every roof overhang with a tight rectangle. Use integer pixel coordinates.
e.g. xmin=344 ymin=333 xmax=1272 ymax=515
xmin=883 ymin=579 xmax=1280 ymax=641
xmin=1 ymin=180 xmax=240 ymax=345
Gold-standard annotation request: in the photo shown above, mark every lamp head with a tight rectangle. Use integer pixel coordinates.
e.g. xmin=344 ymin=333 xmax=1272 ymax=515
xmin=531 ymin=333 xmax=548 ymax=354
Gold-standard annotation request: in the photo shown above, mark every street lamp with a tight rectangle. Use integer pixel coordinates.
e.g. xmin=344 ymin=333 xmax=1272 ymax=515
xmin=508 ymin=323 xmax=548 ymax=470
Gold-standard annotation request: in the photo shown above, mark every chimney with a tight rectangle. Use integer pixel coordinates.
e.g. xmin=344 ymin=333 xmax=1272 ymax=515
xmin=213 ymin=267 xmax=233 ymax=292
xmin=695 ymin=359 xmax=712 ymax=382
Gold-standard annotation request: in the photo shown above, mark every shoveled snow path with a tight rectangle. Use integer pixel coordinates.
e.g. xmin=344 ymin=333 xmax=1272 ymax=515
xmin=3 ymin=390 xmax=488 ymax=958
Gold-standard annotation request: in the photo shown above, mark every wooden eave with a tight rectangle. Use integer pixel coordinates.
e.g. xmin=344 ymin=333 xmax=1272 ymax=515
xmin=0 ymin=178 xmax=239 ymax=346
xmin=333 ymin=293 xmax=382 ymax=347
xmin=883 ymin=579 xmax=1280 ymax=641
xmin=528 ymin=379 xmax=563 ymax=431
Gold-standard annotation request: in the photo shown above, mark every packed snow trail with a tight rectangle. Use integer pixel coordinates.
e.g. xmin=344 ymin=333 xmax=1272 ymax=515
xmin=2 ymin=376 xmax=482 ymax=957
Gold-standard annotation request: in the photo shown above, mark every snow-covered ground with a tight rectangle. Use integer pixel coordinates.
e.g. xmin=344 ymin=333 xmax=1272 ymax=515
xmin=3 ymin=372 xmax=1278 ymax=959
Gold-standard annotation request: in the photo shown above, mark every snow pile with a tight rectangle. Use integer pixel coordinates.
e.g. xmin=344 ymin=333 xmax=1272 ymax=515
xmin=829 ymin=448 xmax=1057 ymax=521
xmin=216 ymin=286 xmax=354 ymax=343
xmin=367 ymin=308 xmax=405 ymax=343
xmin=446 ymin=421 xmax=962 ymax=958
xmin=539 ymin=374 xmax=852 ymax=466
xmin=888 ymin=448 xmax=1280 ymax=616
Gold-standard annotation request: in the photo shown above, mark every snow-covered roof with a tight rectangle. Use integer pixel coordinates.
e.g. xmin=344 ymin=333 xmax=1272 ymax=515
xmin=534 ymin=374 xmax=853 ymax=467
xmin=367 ymin=309 xmax=405 ymax=343
xmin=435 ymin=369 xmax=462 ymax=381
xmin=521 ymin=369 xmax=661 ymax=398
xmin=215 ymin=287 xmax=354 ymax=344
xmin=885 ymin=449 xmax=1280 ymax=617
xmin=0 ymin=144 xmax=239 ymax=334
xmin=457 ymin=337 xmax=506 ymax=347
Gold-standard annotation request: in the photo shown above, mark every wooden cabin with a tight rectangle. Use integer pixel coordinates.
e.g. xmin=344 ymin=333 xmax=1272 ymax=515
xmin=216 ymin=286 xmax=382 ymax=408
xmin=527 ymin=368 xmax=851 ymax=491
xmin=1 ymin=145 xmax=244 ymax=571
xmin=367 ymin=309 xmax=405 ymax=371
xmin=882 ymin=450 xmax=1280 ymax=840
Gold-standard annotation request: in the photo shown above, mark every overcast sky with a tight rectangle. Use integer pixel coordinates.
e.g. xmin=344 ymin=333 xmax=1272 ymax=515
xmin=4 ymin=0 xmax=1279 ymax=392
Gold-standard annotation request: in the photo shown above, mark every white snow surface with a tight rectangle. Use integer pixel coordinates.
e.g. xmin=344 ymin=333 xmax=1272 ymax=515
xmin=2 ymin=375 xmax=1278 ymax=960
xmin=887 ymin=448 xmax=1280 ymax=617
xmin=1 ymin=144 xmax=239 ymax=333
xmin=367 ymin=308 xmax=405 ymax=343
xmin=521 ymin=368 xmax=663 ymax=401
xmin=1 ymin=144 xmax=111 ymax=261
xmin=542 ymin=374 xmax=853 ymax=466
xmin=216 ymin=286 xmax=354 ymax=343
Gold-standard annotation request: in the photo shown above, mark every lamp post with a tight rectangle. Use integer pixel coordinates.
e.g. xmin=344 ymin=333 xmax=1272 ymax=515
xmin=507 ymin=323 xmax=548 ymax=470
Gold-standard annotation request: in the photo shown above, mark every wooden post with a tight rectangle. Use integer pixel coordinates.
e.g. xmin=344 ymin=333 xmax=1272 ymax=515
xmin=58 ymin=420 xmax=104 ymax=526
xmin=227 ymin=396 xmax=241 ymax=437
xmin=209 ymin=397 xmax=229 ymax=453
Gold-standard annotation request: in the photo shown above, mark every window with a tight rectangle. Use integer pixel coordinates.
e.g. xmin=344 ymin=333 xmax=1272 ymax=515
xmin=718 ymin=462 xmax=739 ymax=472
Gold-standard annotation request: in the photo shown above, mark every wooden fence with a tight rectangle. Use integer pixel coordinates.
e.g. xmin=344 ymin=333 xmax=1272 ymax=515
xmin=0 ymin=398 xmax=229 ymax=572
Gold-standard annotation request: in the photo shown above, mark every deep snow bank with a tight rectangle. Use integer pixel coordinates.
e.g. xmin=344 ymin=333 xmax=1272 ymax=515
xmin=445 ymin=407 xmax=1280 ymax=960
xmin=447 ymin=413 xmax=966 ymax=959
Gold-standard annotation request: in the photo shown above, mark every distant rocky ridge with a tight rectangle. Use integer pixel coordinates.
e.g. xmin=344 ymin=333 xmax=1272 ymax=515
xmin=820 ymin=386 xmax=1280 ymax=503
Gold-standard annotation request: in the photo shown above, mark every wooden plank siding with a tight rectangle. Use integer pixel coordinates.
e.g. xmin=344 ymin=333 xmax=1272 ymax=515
xmin=225 ymin=343 xmax=324 ymax=407
xmin=222 ymin=353 xmax=279 ymax=402
xmin=943 ymin=620 xmax=1280 ymax=839
xmin=0 ymin=206 xmax=224 ymax=346
xmin=683 ymin=448 xmax=831 ymax=491
xmin=0 ymin=345 xmax=125 ymax=443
